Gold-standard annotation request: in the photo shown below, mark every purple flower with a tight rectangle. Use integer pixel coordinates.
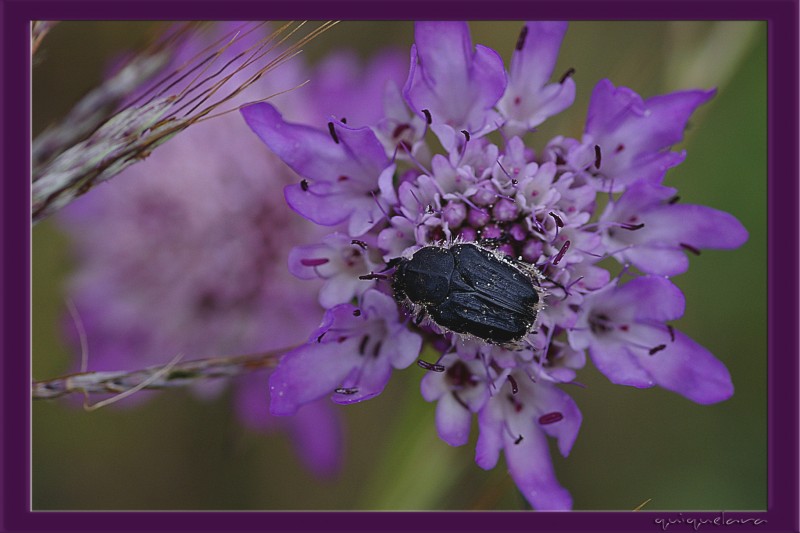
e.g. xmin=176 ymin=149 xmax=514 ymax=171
xmin=241 ymin=103 xmax=397 ymax=237
xmin=475 ymin=371 xmax=581 ymax=510
xmin=244 ymin=21 xmax=746 ymax=509
xmin=269 ymin=289 xmax=423 ymax=414
xmin=568 ymin=276 xmax=734 ymax=404
xmin=572 ymin=79 xmax=716 ymax=190
xmin=497 ymin=22 xmax=576 ymax=136
xmin=58 ymin=24 xmax=404 ymax=478
xmin=599 ymin=181 xmax=749 ymax=275
xmin=404 ymin=22 xmax=507 ymax=146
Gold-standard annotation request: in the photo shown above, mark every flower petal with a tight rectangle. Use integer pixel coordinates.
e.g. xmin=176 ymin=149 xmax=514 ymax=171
xmin=589 ymin=339 xmax=655 ymax=388
xmin=602 ymin=276 xmax=686 ymax=323
xmin=638 ymin=328 xmax=734 ymax=404
xmin=504 ymin=426 xmax=572 ymax=510
xmin=499 ymin=22 xmax=575 ymax=132
xmin=288 ymin=400 xmax=343 ymax=477
xmin=242 ymin=103 xmax=391 ymax=235
xmin=531 ymin=384 xmax=582 ymax=457
xmin=404 ymin=22 xmax=506 ymax=136
xmin=436 ymin=393 xmax=473 ymax=446
xmin=269 ymin=338 xmax=359 ymax=416
xmin=640 ymin=204 xmax=749 ymax=250
xmin=475 ymin=400 xmax=503 ymax=470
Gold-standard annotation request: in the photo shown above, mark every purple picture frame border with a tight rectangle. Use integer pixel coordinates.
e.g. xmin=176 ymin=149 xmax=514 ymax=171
xmin=4 ymin=1 xmax=798 ymax=532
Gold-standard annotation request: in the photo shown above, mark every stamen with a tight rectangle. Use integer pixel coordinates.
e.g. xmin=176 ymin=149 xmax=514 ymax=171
xmin=680 ymin=242 xmax=701 ymax=256
xmin=552 ymin=240 xmax=571 ymax=265
xmin=515 ymin=25 xmax=528 ymax=50
xmin=461 ymin=130 xmax=471 ymax=142
xmin=507 ymin=374 xmax=519 ymax=394
xmin=621 ymin=222 xmax=645 ymax=231
xmin=300 ymin=179 xmax=309 ymax=191
xmin=538 ymin=412 xmax=564 ymax=425
xmin=495 ymin=159 xmax=519 ymax=186
xmin=668 ymin=195 xmax=680 ymax=205
xmin=417 ymin=360 xmax=446 ymax=372
xmin=352 ymin=309 xmax=361 ymax=317
xmin=594 ymin=145 xmax=602 ymax=169
xmin=316 ymin=332 xmax=326 ymax=343
xmin=327 ymin=121 xmax=339 ymax=144
xmin=422 ymin=108 xmax=432 ymax=125
xmin=351 ymin=239 xmax=368 ymax=250
xmin=334 ymin=387 xmax=358 ymax=395
xmin=372 ymin=341 xmax=383 ymax=358
xmin=667 ymin=325 xmax=675 ymax=342
xmin=514 ymin=435 xmax=524 ymax=445
xmin=300 ymin=257 xmax=329 ymax=267
xmin=340 ymin=117 xmax=347 ymax=124
xmin=358 ymin=335 xmax=370 ymax=355
xmin=559 ymin=67 xmax=576 ymax=84
xmin=549 ymin=212 xmax=564 ymax=228
xmin=648 ymin=344 xmax=667 ymax=356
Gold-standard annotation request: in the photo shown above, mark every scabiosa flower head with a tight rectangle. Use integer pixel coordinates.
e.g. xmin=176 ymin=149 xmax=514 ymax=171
xmin=59 ymin=23 xmax=408 ymax=478
xmin=242 ymin=21 xmax=748 ymax=509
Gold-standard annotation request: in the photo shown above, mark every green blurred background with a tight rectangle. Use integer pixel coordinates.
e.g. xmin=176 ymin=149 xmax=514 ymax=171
xmin=32 ymin=21 xmax=766 ymax=511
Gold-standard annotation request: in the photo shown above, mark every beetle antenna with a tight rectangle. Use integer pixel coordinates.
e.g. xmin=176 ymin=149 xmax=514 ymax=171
xmin=359 ymin=272 xmax=389 ymax=281
xmin=417 ymin=359 xmax=446 ymax=372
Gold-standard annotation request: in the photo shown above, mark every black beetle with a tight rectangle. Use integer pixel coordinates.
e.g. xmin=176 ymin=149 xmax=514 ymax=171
xmin=392 ymin=242 xmax=544 ymax=345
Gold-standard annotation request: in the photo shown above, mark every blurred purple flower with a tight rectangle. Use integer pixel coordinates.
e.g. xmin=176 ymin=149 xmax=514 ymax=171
xmin=59 ymin=23 xmax=408 ymax=478
xmin=240 ymin=21 xmax=746 ymax=509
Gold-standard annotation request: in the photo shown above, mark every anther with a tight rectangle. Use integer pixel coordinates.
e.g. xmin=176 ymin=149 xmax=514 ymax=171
xmin=327 ymin=122 xmax=339 ymax=144
xmin=316 ymin=332 xmax=326 ymax=343
xmin=300 ymin=179 xmax=309 ymax=191
xmin=351 ymin=239 xmax=368 ymax=250
xmin=594 ymin=145 xmax=602 ymax=169
xmin=417 ymin=360 xmax=446 ymax=372
xmin=559 ymin=67 xmax=576 ymax=84
xmin=300 ymin=257 xmax=329 ymax=267
xmin=372 ymin=341 xmax=383 ymax=358
xmin=552 ymin=240 xmax=571 ymax=265
xmin=648 ymin=344 xmax=667 ymax=356
xmin=668 ymin=195 xmax=681 ymax=205
xmin=538 ymin=412 xmax=564 ymax=425
xmin=514 ymin=435 xmax=524 ymax=445
xmin=621 ymin=222 xmax=645 ymax=231
xmin=358 ymin=335 xmax=370 ymax=355
xmin=507 ymin=374 xmax=519 ymax=395
xmin=667 ymin=325 xmax=675 ymax=342
xmin=334 ymin=387 xmax=358 ymax=395
xmin=340 ymin=117 xmax=347 ymax=124
xmin=353 ymin=309 xmax=362 ymax=317
xmin=680 ymin=243 xmax=701 ymax=256
xmin=422 ymin=108 xmax=432 ymax=125
xmin=549 ymin=212 xmax=564 ymax=228
xmin=461 ymin=130 xmax=471 ymax=142
xmin=515 ymin=25 xmax=528 ymax=50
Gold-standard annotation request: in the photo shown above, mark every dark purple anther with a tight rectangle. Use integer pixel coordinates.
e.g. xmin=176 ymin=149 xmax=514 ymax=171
xmin=538 ymin=412 xmax=564 ymax=425
xmin=327 ymin=121 xmax=339 ymax=144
